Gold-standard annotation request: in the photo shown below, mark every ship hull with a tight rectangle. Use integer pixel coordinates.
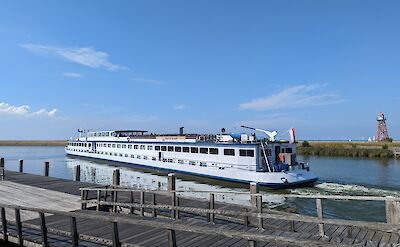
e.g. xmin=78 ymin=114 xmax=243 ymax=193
xmin=66 ymin=150 xmax=318 ymax=189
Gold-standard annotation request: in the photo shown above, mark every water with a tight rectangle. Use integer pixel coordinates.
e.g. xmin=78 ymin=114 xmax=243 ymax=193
xmin=1 ymin=146 xmax=399 ymax=222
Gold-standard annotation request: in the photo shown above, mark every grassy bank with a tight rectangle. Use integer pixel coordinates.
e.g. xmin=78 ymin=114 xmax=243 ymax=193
xmin=297 ymin=141 xmax=399 ymax=158
xmin=0 ymin=140 xmax=67 ymax=146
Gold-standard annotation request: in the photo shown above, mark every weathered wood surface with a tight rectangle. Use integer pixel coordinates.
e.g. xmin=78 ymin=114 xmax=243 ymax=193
xmin=0 ymin=180 xmax=81 ymax=221
xmin=1 ymin=170 xmax=399 ymax=246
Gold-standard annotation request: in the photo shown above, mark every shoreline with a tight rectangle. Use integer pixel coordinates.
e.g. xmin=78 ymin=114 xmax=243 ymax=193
xmin=0 ymin=140 xmax=67 ymax=146
xmin=297 ymin=141 xmax=400 ymax=158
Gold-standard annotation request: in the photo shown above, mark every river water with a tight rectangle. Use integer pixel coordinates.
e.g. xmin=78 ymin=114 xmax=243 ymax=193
xmin=0 ymin=146 xmax=399 ymax=222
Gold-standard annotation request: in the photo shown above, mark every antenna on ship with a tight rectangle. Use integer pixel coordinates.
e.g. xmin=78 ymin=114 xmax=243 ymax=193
xmin=241 ymin=125 xmax=277 ymax=142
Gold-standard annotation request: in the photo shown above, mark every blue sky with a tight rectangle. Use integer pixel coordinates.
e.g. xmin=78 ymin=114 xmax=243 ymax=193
xmin=0 ymin=1 xmax=399 ymax=140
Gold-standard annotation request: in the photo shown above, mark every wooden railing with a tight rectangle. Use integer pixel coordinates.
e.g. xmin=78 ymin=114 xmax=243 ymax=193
xmin=79 ymin=183 xmax=400 ymax=239
xmin=0 ymin=203 xmax=353 ymax=247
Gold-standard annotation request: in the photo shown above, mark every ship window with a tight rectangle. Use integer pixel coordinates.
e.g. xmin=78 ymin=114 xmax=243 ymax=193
xmin=140 ymin=145 xmax=145 ymax=150
xmin=108 ymin=144 xmax=111 ymax=148
xmin=128 ymin=145 xmax=132 ymax=149
xmin=134 ymin=145 xmax=138 ymax=149
xmin=168 ymin=146 xmax=174 ymax=151
xmin=191 ymin=147 xmax=198 ymax=153
xmin=161 ymin=146 xmax=167 ymax=151
xmin=240 ymin=149 xmax=254 ymax=157
xmin=117 ymin=144 xmax=121 ymax=148
xmin=224 ymin=149 xmax=235 ymax=156
xmin=122 ymin=144 xmax=126 ymax=148
xmin=144 ymin=156 xmax=148 ymax=160
xmin=155 ymin=146 xmax=160 ymax=151
xmin=175 ymin=146 xmax=181 ymax=152
xmin=200 ymin=148 xmax=208 ymax=154
xmin=125 ymin=154 xmax=128 ymax=157
xmin=265 ymin=148 xmax=272 ymax=156
xmin=183 ymin=147 xmax=189 ymax=153
xmin=285 ymin=148 xmax=293 ymax=153
xmin=209 ymin=148 xmax=218 ymax=155
xmin=112 ymin=144 xmax=116 ymax=148
xmin=152 ymin=157 xmax=156 ymax=161
xmin=147 ymin=145 xmax=153 ymax=150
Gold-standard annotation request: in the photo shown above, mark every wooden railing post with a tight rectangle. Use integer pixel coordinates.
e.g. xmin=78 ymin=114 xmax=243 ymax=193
xmin=39 ymin=212 xmax=48 ymax=247
xmin=1 ymin=207 xmax=7 ymax=242
xmin=112 ymin=169 xmax=120 ymax=213
xmin=176 ymin=197 xmax=180 ymax=220
xmin=385 ymin=198 xmax=400 ymax=224
xmin=44 ymin=161 xmax=49 ymax=177
xmin=152 ymin=193 xmax=157 ymax=218
xmin=70 ymin=216 xmax=79 ymax=247
xmin=168 ymin=173 xmax=176 ymax=219
xmin=257 ymin=195 xmax=263 ymax=229
xmin=15 ymin=208 xmax=23 ymax=246
xmin=244 ymin=208 xmax=249 ymax=227
xmin=248 ymin=240 xmax=257 ymax=247
xmin=113 ymin=169 xmax=120 ymax=186
xmin=167 ymin=229 xmax=177 ymax=247
xmin=209 ymin=193 xmax=215 ymax=224
xmin=0 ymin=157 xmax=5 ymax=180
xmin=129 ymin=191 xmax=135 ymax=214
xmin=316 ymin=198 xmax=325 ymax=237
xmin=96 ymin=190 xmax=101 ymax=211
xmin=250 ymin=182 xmax=259 ymax=208
xmin=75 ymin=165 xmax=80 ymax=182
xmin=140 ymin=191 xmax=145 ymax=216
xmin=19 ymin=160 xmax=23 ymax=173
xmin=112 ymin=221 xmax=121 ymax=247
xmin=81 ymin=190 xmax=87 ymax=210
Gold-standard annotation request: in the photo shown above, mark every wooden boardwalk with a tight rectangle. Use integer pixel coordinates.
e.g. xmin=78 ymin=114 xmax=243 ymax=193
xmin=0 ymin=170 xmax=399 ymax=246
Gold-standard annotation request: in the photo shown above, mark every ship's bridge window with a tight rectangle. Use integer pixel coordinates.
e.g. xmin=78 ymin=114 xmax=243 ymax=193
xmin=224 ymin=149 xmax=235 ymax=156
xmin=147 ymin=145 xmax=153 ymax=150
xmin=140 ymin=145 xmax=145 ymax=150
xmin=168 ymin=146 xmax=173 ymax=151
xmin=155 ymin=146 xmax=160 ymax=151
xmin=161 ymin=146 xmax=167 ymax=151
xmin=285 ymin=148 xmax=293 ymax=153
xmin=239 ymin=149 xmax=254 ymax=157
xmin=200 ymin=148 xmax=208 ymax=154
xmin=191 ymin=147 xmax=199 ymax=153
xmin=264 ymin=148 xmax=272 ymax=156
xmin=175 ymin=146 xmax=181 ymax=152
xmin=183 ymin=147 xmax=189 ymax=153
xmin=134 ymin=145 xmax=138 ymax=149
xmin=209 ymin=148 xmax=218 ymax=155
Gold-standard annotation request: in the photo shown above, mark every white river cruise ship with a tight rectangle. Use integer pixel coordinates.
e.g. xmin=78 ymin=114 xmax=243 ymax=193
xmin=65 ymin=126 xmax=318 ymax=188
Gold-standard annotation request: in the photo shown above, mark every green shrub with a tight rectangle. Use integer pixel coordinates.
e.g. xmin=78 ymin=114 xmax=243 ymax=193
xmin=382 ymin=144 xmax=388 ymax=150
xmin=302 ymin=141 xmax=311 ymax=147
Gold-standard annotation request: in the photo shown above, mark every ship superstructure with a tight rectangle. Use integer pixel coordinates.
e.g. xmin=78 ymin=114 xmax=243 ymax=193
xmin=65 ymin=127 xmax=318 ymax=188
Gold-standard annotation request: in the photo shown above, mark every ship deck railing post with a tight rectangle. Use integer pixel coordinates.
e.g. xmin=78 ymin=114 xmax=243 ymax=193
xmin=168 ymin=173 xmax=176 ymax=219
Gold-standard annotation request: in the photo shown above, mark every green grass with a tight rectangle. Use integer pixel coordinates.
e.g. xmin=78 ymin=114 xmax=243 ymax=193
xmin=297 ymin=141 xmax=398 ymax=158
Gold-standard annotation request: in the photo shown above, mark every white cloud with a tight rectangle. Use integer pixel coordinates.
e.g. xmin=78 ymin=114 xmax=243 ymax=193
xmin=0 ymin=102 xmax=57 ymax=118
xmin=20 ymin=44 xmax=123 ymax=71
xmin=133 ymin=78 xmax=164 ymax=85
xmin=239 ymin=84 xmax=343 ymax=111
xmin=0 ymin=103 xmax=29 ymax=115
xmin=62 ymin=72 xmax=83 ymax=78
xmin=30 ymin=109 xmax=58 ymax=117
xmin=173 ymin=104 xmax=186 ymax=110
